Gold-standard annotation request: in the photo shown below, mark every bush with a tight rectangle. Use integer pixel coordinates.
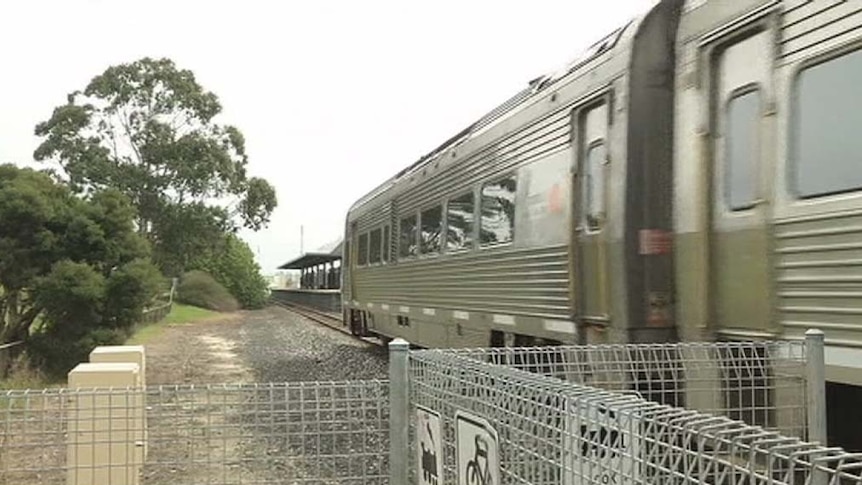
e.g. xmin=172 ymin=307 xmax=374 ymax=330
xmin=29 ymin=327 xmax=127 ymax=379
xmin=176 ymin=270 xmax=240 ymax=312
xmin=103 ymin=259 xmax=165 ymax=329
xmin=190 ymin=234 xmax=269 ymax=309
xmin=35 ymin=261 xmax=106 ymax=335
xmin=0 ymin=166 xmax=163 ymax=379
xmin=26 ymin=259 xmax=165 ymax=378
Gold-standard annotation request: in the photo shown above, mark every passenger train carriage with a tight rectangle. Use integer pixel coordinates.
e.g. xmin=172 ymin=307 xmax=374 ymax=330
xmin=342 ymin=0 xmax=862 ymax=448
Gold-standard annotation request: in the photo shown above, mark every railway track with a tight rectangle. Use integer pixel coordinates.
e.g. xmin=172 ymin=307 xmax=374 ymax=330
xmin=272 ymin=301 xmax=380 ymax=345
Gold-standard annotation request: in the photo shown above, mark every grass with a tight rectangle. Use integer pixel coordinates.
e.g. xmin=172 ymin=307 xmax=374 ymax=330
xmin=164 ymin=303 xmax=219 ymax=325
xmin=0 ymin=304 xmax=222 ymax=389
xmin=0 ymin=370 xmax=54 ymax=391
xmin=126 ymin=303 xmax=220 ymax=345
xmin=0 ymin=359 xmax=58 ymax=391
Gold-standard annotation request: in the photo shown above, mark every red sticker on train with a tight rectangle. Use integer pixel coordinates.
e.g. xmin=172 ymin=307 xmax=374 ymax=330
xmin=638 ymin=229 xmax=672 ymax=255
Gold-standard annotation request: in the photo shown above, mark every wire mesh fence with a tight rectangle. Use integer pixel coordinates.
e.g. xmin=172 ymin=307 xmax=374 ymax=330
xmin=440 ymin=340 xmax=811 ymax=440
xmin=0 ymin=334 xmax=845 ymax=485
xmin=405 ymin=348 xmax=862 ymax=485
xmin=0 ymin=381 xmax=390 ymax=485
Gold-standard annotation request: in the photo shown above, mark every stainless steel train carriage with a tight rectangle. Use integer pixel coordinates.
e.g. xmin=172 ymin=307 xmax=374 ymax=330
xmin=342 ymin=0 xmax=862 ymax=449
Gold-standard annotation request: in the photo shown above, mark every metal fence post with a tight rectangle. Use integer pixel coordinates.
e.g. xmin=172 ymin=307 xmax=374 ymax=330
xmin=389 ymin=338 xmax=410 ymax=484
xmin=805 ymin=329 xmax=827 ymax=445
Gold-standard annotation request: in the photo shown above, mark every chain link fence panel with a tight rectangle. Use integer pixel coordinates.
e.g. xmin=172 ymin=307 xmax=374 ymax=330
xmin=406 ymin=347 xmax=860 ymax=485
xmin=1 ymin=381 xmax=390 ymax=485
xmin=439 ymin=340 xmax=810 ymax=440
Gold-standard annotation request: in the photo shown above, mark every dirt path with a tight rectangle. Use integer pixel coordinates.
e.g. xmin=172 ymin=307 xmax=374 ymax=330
xmin=139 ymin=306 xmax=389 ymax=484
xmin=144 ymin=305 xmax=387 ymax=385
xmin=143 ymin=313 xmax=253 ymax=385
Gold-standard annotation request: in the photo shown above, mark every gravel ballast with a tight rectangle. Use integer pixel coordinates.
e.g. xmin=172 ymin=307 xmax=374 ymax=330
xmin=237 ymin=305 xmax=388 ymax=383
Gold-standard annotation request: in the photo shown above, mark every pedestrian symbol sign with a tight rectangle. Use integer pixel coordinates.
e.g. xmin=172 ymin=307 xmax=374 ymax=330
xmin=416 ymin=405 xmax=443 ymax=485
xmin=456 ymin=411 xmax=499 ymax=485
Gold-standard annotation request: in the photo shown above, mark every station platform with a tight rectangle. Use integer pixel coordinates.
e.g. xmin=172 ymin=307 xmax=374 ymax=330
xmin=271 ymin=288 xmax=342 ymax=314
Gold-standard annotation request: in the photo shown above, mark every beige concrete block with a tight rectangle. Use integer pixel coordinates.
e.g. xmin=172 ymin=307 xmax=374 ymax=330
xmin=89 ymin=345 xmax=149 ymax=460
xmin=67 ymin=363 xmax=142 ymax=485
xmin=90 ymin=345 xmax=146 ymax=387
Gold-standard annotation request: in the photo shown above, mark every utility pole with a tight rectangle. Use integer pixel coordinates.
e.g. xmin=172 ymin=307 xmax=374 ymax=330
xmin=300 ymin=225 xmax=304 ymax=254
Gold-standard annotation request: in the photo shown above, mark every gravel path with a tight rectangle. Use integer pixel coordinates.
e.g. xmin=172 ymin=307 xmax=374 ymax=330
xmin=139 ymin=306 xmax=391 ymax=484
xmin=237 ymin=306 xmax=388 ymax=382
xmin=144 ymin=305 xmax=387 ymax=386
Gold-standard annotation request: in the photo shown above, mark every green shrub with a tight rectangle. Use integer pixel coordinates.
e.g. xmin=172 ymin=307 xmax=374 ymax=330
xmin=103 ymin=259 xmax=165 ymax=329
xmin=26 ymin=258 xmax=164 ymax=378
xmin=29 ymin=327 xmax=127 ymax=379
xmin=190 ymin=234 xmax=269 ymax=309
xmin=176 ymin=270 xmax=240 ymax=312
xmin=0 ymin=166 xmax=163 ymax=379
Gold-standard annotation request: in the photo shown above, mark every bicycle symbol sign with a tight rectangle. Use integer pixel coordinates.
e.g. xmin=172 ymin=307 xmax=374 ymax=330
xmin=456 ymin=411 xmax=500 ymax=485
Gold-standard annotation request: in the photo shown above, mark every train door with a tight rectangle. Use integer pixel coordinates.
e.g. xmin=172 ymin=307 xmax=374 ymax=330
xmin=707 ymin=28 xmax=775 ymax=336
xmin=575 ymin=101 xmax=611 ymax=337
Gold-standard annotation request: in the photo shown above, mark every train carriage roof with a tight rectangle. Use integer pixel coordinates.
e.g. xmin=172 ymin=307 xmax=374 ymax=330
xmin=347 ymin=2 xmax=659 ymax=217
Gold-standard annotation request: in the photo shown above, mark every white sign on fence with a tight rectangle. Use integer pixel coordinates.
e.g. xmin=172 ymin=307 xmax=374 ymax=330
xmin=565 ymin=402 xmax=641 ymax=485
xmin=456 ymin=411 xmax=500 ymax=485
xmin=416 ymin=405 xmax=443 ymax=485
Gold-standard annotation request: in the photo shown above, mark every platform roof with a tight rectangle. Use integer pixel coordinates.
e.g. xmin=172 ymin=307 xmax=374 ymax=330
xmin=278 ymin=239 xmax=343 ymax=271
xmin=278 ymin=252 xmax=341 ymax=270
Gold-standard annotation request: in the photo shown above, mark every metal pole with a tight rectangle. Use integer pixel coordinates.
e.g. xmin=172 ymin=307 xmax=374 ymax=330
xmin=389 ymin=338 xmax=410 ymax=484
xmin=805 ymin=329 xmax=827 ymax=445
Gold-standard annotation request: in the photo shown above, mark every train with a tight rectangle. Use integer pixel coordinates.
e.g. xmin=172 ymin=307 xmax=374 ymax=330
xmin=340 ymin=0 xmax=862 ymax=450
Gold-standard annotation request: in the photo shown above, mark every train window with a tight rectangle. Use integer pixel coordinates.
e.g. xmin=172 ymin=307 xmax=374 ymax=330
xmin=382 ymin=225 xmax=390 ymax=263
xmin=480 ymin=175 xmax=516 ymax=245
xmin=369 ymin=228 xmax=382 ymax=264
xmin=420 ymin=205 xmax=442 ymax=254
xmin=726 ymin=90 xmax=760 ymax=210
xmin=358 ymin=233 xmax=369 ymax=266
xmin=795 ymin=48 xmax=862 ymax=198
xmin=399 ymin=214 xmax=418 ymax=258
xmin=584 ymin=143 xmax=607 ymax=231
xmin=447 ymin=192 xmax=475 ymax=251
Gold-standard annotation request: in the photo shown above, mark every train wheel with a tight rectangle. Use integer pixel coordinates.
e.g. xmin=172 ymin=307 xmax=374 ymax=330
xmin=349 ymin=309 xmax=362 ymax=336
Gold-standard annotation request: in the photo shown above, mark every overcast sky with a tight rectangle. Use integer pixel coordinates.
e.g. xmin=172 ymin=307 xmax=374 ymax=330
xmin=0 ymin=0 xmax=656 ymax=273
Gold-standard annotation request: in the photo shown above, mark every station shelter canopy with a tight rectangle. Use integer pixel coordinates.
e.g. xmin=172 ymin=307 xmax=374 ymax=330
xmin=278 ymin=241 xmax=342 ymax=290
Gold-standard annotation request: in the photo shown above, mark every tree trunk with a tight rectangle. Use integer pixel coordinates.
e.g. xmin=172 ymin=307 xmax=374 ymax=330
xmin=0 ymin=342 xmax=24 ymax=379
xmin=0 ymin=291 xmax=39 ymax=377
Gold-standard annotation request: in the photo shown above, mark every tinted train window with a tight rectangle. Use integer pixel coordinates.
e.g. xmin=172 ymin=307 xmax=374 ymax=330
xmin=420 ymin=205 xmax=442 ymax=254
xmin=369 ymin=228 xmax=382 ymax=264
xmin=796 ymin=48 xmax=862 ymax=197
xmin=382 ymin=225 xmax=390 ymax=263
xmin=447 ymin=192 xmax=474 ymax=251
xmin=358 ymin=233 xmax=369 ymax=266
xmin=726 ymin=91 xmax=760 ymax=210
xmin=480 ymin=175 xmax=516 ymax=245
xmin=399 ymin=214 xmax=417 ymax=258
xmin=584 ymin=143 xmax=606 ymax=231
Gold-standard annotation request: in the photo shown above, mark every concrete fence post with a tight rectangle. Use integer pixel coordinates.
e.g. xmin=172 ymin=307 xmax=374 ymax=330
xmin=90 ymin=345 xmax=147 ymax=461
xmin=67 ymin=362 xmax=142 ymax=485
xmin=805 ymin=329 xmax=827 ymax=445
xmin=389 ymin=338 xmax=410 ymax=485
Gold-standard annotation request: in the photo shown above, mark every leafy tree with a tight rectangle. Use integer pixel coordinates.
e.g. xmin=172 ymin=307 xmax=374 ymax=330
xmin=0 ymin=164 xmax=162 ymax=377
xmin=151 ymin=202 xmax=231 ymax=274
xmin=33 ymin=57 xmax=277 ymax=275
